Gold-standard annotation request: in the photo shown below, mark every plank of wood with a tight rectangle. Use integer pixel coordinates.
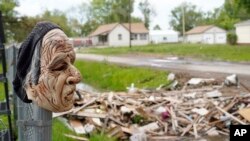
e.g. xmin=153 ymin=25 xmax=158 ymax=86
xmin=64 ymin=134 xmax=88 ymax=141
xmin=73 ymin=98 xmax=97 ymax=113
xmin=214 ymin=105 xmax=246 ymax=125
xmin=73 ymin=112 xmax=107 ymax=118
xmin=69 ymin=119 xmax=86 ymax=134
xmin=239 ymin=108 xmax=250 ymax=122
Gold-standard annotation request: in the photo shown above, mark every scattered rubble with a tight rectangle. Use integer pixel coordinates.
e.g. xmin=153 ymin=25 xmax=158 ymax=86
xmin=56 ymin=74 xmax=250 ymax=141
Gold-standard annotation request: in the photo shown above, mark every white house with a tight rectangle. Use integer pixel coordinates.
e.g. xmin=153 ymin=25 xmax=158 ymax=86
xmin=235 ymin=20 xmax=250 ymax=44
xmin=88 ymin=23 xmax=149 ymax=47
xmin=185 ymin=25 xmax=227 ymax=44
xmin=149 ymin=30 xmax=179 ymax=44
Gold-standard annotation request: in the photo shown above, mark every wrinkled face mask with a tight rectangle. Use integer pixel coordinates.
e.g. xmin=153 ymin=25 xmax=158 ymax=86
xmin=25 ymin=29 xmax=81 ymax=112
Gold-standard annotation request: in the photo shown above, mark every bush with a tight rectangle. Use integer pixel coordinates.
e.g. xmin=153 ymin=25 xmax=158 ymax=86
xmin=227 ymin=32 xmax=237 ymax=45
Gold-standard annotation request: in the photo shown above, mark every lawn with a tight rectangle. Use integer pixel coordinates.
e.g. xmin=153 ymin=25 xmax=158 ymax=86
xmin=79 ymin=43 xmax=250 ymax=62
xmin=75 ymin=60 xmax=171 ymax=91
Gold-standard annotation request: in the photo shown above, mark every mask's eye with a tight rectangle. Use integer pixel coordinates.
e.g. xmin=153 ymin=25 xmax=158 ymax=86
xmin=51 ymin=62 xmax=68 ymax=71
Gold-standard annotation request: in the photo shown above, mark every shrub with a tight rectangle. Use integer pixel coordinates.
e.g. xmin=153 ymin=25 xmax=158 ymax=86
xmin=227 ymin=32 xmax=237 ymax=45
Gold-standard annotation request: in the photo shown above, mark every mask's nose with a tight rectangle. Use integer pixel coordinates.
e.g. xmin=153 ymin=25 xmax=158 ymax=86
xmin=66 ymin=65 xmax=81 ymax=85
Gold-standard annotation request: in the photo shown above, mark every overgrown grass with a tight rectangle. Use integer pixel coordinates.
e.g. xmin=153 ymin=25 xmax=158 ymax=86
xmin=75 ymin=60 xmax=170 ymax=91
xmin=52 ymin=118 xmax=77 ymax=141
xmin=79 ymin=43 xmax=250 ymax=62
xmin=52 ymin=118 xmax=117 ymax=141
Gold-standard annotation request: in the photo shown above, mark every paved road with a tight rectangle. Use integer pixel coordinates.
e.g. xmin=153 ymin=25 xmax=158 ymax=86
xmin=76 ymin=53 xmax=250 ymax=75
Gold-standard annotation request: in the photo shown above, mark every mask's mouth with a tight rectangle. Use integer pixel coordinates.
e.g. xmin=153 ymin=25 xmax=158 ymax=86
xmin=61 ymin=86 xmax=75 ymax=106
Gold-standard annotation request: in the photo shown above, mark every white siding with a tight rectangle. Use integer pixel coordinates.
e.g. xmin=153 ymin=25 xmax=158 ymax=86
xmin=204 ymin=27 xmax=226 ymax=44
xmin=108 ymin=25 xmax=148 ymax=46
xmin=215 ymin=33 xmax=226 ymax=44
xmin=109 ymin=25 xmax=130 ymax=46
xmin=203 ymin=34 xmax=214 ymax=44
xmin=186 ymin=26 xmax=226 ymax=44
xmin=150 ymin=32 xmax=179 ymax=43
xmin=186 ymin=34 xmax=202 ymax=43
xmin=236 ymin=25 xmax=250 ymax=44
xmin=132 ymin=33 xmax=149 ymax=45
xmin=91 ymin=36 xmax=99 ymax=46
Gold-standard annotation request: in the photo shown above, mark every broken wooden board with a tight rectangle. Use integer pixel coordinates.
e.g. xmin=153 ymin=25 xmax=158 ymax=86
xmin=69 ymin=119 xmax=86 ymax=134
xmin=239 ymin=108 xmax=250 ymax=122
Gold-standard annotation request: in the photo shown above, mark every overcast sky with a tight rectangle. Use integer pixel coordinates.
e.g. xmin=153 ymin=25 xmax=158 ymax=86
xmin=15 ymin=0 xmax=225 ymax=30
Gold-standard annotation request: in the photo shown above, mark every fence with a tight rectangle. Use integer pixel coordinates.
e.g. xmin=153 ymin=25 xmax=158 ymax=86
xmin=3 ymin=45 xmax=52 ymax=141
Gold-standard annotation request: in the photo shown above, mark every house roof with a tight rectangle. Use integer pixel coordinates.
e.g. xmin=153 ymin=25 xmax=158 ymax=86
xmin=89 ymin=23 xmax=148 ymax=37
xmin=235 ymin=20 xmax=250 ymax=27
xmin=185 ymin=25 xmax=214 ymax=35
xmin=122 ymin=23 xmax=149 ymax=34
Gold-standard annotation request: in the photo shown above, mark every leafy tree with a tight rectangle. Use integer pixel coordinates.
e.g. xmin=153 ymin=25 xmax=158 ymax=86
xmin=153 ymin=24 xmax=161 ymax=30
xmin=0 ymin=0 xmax=18 ymax=42
xmin=227 ymin=32 xmax=237 ymax=45
xmin=204 ymin=0 xmax=250 ymax=30
xmin=77 ymin=0 xmax=142 ymax=36
xmin=38 ymin=10 xmax=72 ymax=36
xmin=169 ymin=2 xmax=203 ymax=35
xmin=90 ymin=0 xmax=134 ymax=24
xmin=11 ymin=16 xmax=40 ymax=42
xmin=235 ymin=0 xmax=250 ymax=13
xmin=138 ymin=0 xmax=156 ymax=29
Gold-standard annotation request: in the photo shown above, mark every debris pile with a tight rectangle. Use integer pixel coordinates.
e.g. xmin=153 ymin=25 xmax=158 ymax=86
xmin=54 ymin=74 xmax=250 ymax=141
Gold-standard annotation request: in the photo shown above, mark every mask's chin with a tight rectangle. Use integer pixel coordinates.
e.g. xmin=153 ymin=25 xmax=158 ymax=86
xmin=25 ymin=86 xmax=74 ymax=112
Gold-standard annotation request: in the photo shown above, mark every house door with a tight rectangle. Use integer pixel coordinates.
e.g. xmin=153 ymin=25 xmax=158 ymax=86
xmin=203 ymin=34 xmax=214 ymax=44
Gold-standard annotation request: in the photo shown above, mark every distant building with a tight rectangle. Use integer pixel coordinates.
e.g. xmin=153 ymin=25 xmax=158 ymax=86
xmin=149 ymin=30 xmax=179 ymax=44
xmin=185 ymin=25 xmax=227 ymax=44
xmin=88 ymin=23 xmax=149 ymax=47
xmin=235 ymin=20 xmax=250 ymax=44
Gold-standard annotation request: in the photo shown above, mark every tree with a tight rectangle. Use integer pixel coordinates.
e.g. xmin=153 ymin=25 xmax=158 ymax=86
xmin=0 ymin=0 xmax=18 ymax=42
xmin=153 ymin=24 xmax=161 ymax=30
xmin=169 ymin=2 xmax=203 ymax=36
xmin=235 ymin=0 xmax=250 ymax=13
xmin=38 ymin=10 xmax=73 ymax=36
xmin=90 ymin=0 xmax=135 ymax=24
xmin=11 ymin=16 xmax=40 ymax=42
xmin=76 ymin=0 xmax=142 ymax=36
xmin=204 ymin=0 xmax=250 ymax=30
xmin=138 ymin=0 xmax=156 ymax=29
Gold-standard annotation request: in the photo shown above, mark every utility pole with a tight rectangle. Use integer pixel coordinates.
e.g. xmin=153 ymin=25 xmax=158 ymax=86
xmin=129 ymin=0 xmax=132 ymax=48
xmin=181 ymin=1 xmax=186 ymax=43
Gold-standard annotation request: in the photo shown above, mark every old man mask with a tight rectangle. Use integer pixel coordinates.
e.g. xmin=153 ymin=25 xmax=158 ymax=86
xmin=13 ymin=22 xmax=81 ymax=112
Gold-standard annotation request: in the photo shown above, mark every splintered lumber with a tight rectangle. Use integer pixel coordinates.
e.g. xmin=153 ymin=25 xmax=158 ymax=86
xmin=53 ymin=109 xmax=73 ymax=118
xmin=73 ymin=98 xmax=97 ymax=113
xmin=139 ymin=122 xmax=160 ymax=132
xmin=60 ymin=80 xmax=250 ymax=140
xmin=64 ymin=134 xmax=89 ymax=141
xmin=107 ymin=126 xmax=125 ymax=139
xmin=148 ymin=136 xmax=178 ymax=141
xmin=74 ymin=111 xmax=107 ymax=118
xmin=238 ymin=108 xmax=250 ymax=122
xmin=214 ymin=105 xmax=246 ymax=125
xmin=69 ymin=120 xmax=85 ymax=134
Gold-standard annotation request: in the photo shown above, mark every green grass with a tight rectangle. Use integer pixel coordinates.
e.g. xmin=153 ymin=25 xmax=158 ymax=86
xmin=79 ymin=43 xmax=250 ymax=62
xmin=52 ymin=118 xmax=77 ymax=141
xmin=52 ymin=118 xmax=117 ymax=141
xmin=89 ymin=133 xmax=117 ymax=141
xmin=75 ymin=60 xmax=170 ymax=91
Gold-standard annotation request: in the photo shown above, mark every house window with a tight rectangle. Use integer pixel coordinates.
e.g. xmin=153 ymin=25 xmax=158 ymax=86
xmin=140 ymin=34 xmax=147 ymax=40
xmin=131 ymin=34 xmax=138 ymax=40
xmin=118 ymin=34 xmax=122 ymax=40
xmin=163 ymin=37 xmax=167 ymax=40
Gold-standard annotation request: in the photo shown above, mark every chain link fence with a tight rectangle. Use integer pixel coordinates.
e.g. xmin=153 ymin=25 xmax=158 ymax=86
xmin=3 ymin=45 xmax=52 ymax=141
